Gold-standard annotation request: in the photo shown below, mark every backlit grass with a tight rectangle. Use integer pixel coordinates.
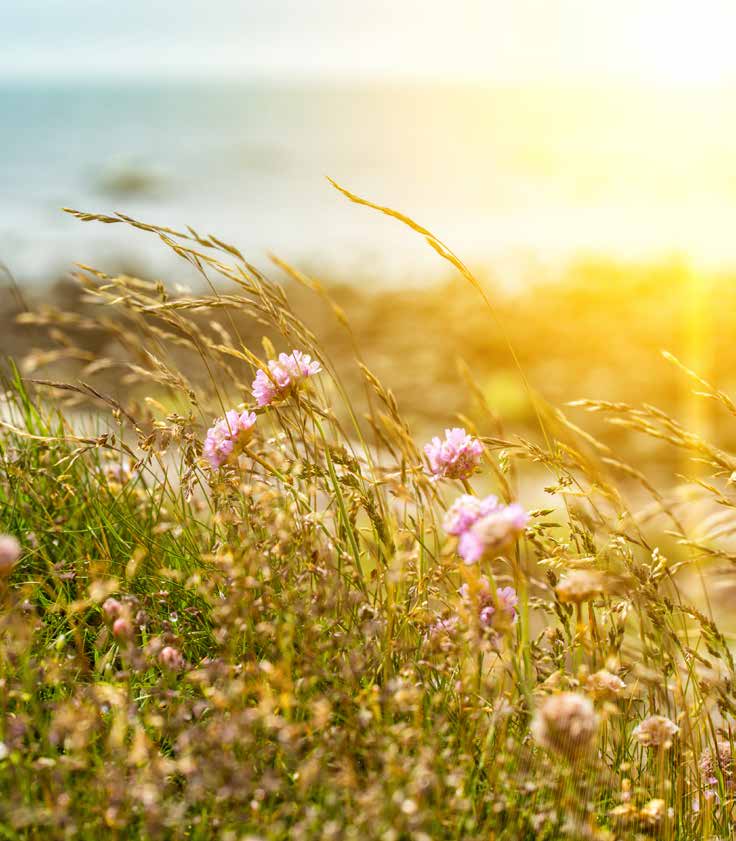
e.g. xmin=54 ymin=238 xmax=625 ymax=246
xmin=2 ymin=191 xmax=736 ymax=839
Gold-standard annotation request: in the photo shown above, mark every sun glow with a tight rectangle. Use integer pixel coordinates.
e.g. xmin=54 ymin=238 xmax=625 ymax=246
xmin=614 ymin=0 xmax=736 ymax=86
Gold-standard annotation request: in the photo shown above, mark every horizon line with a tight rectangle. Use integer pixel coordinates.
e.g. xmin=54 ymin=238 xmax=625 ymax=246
xmin=3 ymin=66 xmax=736 ymax=91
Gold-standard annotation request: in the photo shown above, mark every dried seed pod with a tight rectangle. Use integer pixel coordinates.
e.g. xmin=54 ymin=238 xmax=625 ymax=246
xmin=531 ymin=692 xmax=598 ymax=758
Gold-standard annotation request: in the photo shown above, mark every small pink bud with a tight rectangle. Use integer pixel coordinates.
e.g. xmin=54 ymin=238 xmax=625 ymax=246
xmin=159 ymin=646 xmax=184 ymax=671
xmin=102 ymin=598 xmax=123 ymax=621
xmin=0 ymin=535 xmax=21 ymax=577
xmin=112 ymin=617 xmax=134 ymax=641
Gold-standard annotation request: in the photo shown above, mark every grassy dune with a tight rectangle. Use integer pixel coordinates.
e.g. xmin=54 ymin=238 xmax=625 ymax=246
xmin=2 ymin=195 xmax=736 ymax=839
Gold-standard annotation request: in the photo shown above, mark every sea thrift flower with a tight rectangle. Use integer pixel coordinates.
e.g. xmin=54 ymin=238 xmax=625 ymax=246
xmin=203 ymin=409 xmax=257 ymax=468
xmin=443 ymin=494 xmax=498 ymax=536
xmin=424 ymin=427 xmax=483 ymax=481
xmin=0 ymin=535 xmax=21 ymax=577
xmin=251 ymin=350 xmax=322 ymax=406
xmin=633 ymin=715 xmax=679 ymax=749
xmin=587 ymin=669 xmax=626 ymax=699
xmin=456 ymin=504 xmax=528 ymax=564
xmin=112 ymin=617 xmax=134 ymax=641
xmin=426 ymin=616 xmax=459 ymax=652
xmin=102 ymin=598 xmax=123 ymax=621
xmin=700 ymin=739 xmax=735 ymax=792
xmin=531 ymin=692 xmax=598 ymax=758
xmin=460 ymin=578 xmax=518 ymax=632
xmin=159 ymin=646 xmax=185 ymax=672
xmin=442 ymin=495 xmax=527 ymax=563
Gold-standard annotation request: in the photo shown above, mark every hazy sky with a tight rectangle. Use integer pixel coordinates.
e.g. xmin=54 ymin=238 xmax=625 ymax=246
xmin=2 ymin=0 xmax=736 ymax=84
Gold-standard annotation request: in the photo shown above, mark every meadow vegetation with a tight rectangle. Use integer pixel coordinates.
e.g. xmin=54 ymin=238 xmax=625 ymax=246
xmin=2 ymin=188 xmax=736 ymax=839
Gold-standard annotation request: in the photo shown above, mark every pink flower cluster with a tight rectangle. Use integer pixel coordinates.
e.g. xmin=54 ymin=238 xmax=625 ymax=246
xmin=424 ymin=427 xmax=483 ymax=481
xmin=443 ymin=494 xmax=528 ymax=564
xmin=251 ymin=350 xmax=322 ymax=407
xmin=443 ymin=494 xmax=500 ymax=535
xmin=426 ymin=616 xmax=460 ymax=651
xmin=460 ymin=578 xmax=518 ymax=631
xmin=203 ymin=409 xmax=257 ymax=469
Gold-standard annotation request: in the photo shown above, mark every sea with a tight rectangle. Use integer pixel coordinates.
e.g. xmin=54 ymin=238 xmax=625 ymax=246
xmin=3 ymin=79 xmax=736 ymax=288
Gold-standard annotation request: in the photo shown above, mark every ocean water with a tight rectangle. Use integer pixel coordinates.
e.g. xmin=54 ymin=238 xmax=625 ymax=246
xmin=3 ymin=79 xmax=736 ymax=287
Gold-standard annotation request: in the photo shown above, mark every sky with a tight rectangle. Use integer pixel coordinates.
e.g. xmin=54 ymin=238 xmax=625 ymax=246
xmin=2 ymin=0 xmax=736 ymax=85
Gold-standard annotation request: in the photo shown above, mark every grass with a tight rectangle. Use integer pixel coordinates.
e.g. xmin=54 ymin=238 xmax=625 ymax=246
xmin=1 ymin=189 xmax=736 ymax=839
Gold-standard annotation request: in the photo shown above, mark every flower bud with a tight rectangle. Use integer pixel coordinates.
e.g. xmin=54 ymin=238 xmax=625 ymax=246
xmin=112 ymin=617 xmax=134 ymax=641
xmin=159 ymin=646 xmax=184 ymax=672
xmin=0 ymin=535 xmax=21 ymax=577
xmin=102 ymin=598 xmax=123 ymax=621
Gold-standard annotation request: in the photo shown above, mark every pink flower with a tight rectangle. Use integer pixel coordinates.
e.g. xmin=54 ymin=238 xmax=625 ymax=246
xmin=700 ymin=740 xmax=735 ymax=794
xmin=457 ymin=504 xmax=528 ymax=564
xmin=112 ymin=617 xmax=134 ymax=641
xmin=251 ymin=350 xmax=322 ymax=407
xmin=159 ymin=646 xmax=185 ymax=672
xmin=460 ymin=578 xmax=518 ymax=631
xmin=442 ymin=494 xmax=500 ymax=536
xmin=0 ymin=535 xmax=21 ymax=577
xmin=426 ymin=616 xmax=460 ymax=652
xmin=203 ymin=409 xmax=257 ymax=469
xmin=102 ymin=598 xmax=123 ymax=621
xmin=424 ymin=427 xmax=484 ymax=480
xmin=443 ymin=494 xmax=528 ymax=564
